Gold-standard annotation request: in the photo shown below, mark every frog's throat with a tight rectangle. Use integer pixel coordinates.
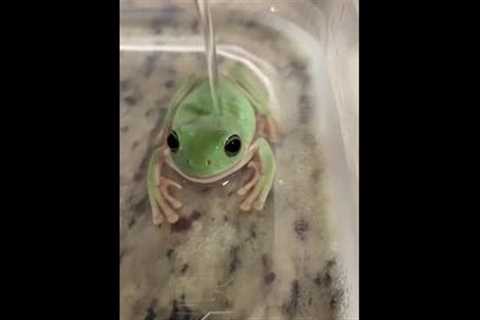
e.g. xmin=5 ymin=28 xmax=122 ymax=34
xmin=163 ymin=146 xmax=256 ymax=184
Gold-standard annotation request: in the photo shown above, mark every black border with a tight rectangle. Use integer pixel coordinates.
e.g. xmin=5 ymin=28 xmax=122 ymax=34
xmin=19 ymin=0 xmax=121 ymax=318
xmin=359 ymin=1 xmax=459 ymax=318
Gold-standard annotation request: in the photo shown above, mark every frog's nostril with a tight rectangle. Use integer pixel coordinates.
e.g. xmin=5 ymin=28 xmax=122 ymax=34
xmin=206 ymin=159 xmax=211 ymax=166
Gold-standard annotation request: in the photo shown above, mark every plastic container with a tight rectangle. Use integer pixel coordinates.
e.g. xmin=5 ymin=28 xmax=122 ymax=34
xmin=120 ymin=1 xmax=358 ymax=319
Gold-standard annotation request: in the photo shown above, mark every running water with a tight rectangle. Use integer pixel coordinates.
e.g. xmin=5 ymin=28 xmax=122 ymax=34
xmin=195 ymin=0 xmax=220 ymax=113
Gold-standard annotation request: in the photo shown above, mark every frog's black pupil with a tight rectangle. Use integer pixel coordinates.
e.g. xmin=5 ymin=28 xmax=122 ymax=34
xmin=225 ymin=135 xmax=241 ymax=157
xmin=167 ymin=130 xmax=179 ymax=153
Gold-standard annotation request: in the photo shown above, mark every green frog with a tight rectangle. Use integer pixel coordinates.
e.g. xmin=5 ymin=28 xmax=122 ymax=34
xmin=147 ymin=65 xmax=279 ymax=225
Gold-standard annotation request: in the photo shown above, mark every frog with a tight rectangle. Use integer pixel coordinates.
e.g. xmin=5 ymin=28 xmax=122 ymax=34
xmin=147 ymin=65 xmax=280 ymax=225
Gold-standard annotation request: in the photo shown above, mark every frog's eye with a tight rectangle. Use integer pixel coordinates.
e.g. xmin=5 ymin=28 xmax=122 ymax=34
xmin=224 ymin=134 xmax=241 ymax=157
xmin=167 ymin=130 xmax=179 ymax=153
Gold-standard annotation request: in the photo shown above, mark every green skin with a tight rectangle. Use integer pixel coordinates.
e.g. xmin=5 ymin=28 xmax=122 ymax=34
xmin=147 ymin=66 xmax=277 ymax=225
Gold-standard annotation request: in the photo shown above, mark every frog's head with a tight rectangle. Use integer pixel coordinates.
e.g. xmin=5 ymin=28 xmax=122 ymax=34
xmin=166 ymin=124 xmax=244 ymax=178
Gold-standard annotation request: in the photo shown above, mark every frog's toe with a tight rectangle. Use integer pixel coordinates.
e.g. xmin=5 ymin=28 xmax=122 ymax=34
xmin=160 ymin=184 xmax=183 ymax=209
xmin=159 ymin=177 xmax=183 ymax=210
xmin=240 ymin=200 xmax=253 ymax=212
xmin=253 ymin=197 xmax=267 ymax=211
xmin=151 ymin=180 xmax=181 ymax=224
xmin=152 ymin=195 xmax=179 ymax=225
xmin=152 ymin=212 xmax=164 ymax=226
xmin=239 ymin=175 xmax=273 ymax=212
xmin=238 ymin=162 xmax=260 ymax=196
xmin=163 ymin=177 xmax=183 ymax=190
xmin=265 ymin=117 xmax=281 ymax=143
xmin=158 ymin=197 xmax=179 ymax=223
xmin=165 ymin=210 xmax=179 ymax=224
xmin=151 ymin=200 xmax=164 ymax=226
xmin=239 ymin=187 xmax=261 ymax=213
xmin=170 ymin=200 xmax=183 ymax=210
xmin=258 ymin=115 xmax=281 ymax=144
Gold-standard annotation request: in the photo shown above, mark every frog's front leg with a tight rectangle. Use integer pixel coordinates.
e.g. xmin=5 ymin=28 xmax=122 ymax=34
xmin=238 ymin=137 xmax=276 ymax=211
xmin=147 ymin=145 xmax=183 ymax=225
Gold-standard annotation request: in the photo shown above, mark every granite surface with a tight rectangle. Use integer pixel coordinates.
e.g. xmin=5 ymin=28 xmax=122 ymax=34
xmin=120 ymin=4 xmax=345 ymax=320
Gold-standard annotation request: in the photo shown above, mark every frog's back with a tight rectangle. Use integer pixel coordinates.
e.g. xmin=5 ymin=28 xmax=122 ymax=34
xmin=172 ymin=77 xmax=256 ymax=145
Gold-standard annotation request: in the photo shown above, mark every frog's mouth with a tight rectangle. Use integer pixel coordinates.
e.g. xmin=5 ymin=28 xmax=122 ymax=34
xmin=163 ymin=147 xmax=255 ymax=184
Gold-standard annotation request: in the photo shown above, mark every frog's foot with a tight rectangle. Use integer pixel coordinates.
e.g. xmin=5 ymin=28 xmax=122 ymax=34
xmin=238 ymin=161 xmax=260 ymax=197
xmin=159 ymin=177 xmax=183 ymax=209
xmin=239 ymin=138 xmax=276 ymax=212
xmin=257 ymin=115 xmax=281 ymax=144
xmin=153 ymin=176 xmax=183 ymax=225
xmin=239 ymin=160 xmax=261 ymax=211
xmin=238 ymin=160 xmax=267 ymax=212
xmin=148 ymin=147 xmax=185 ymax=226
xmin=265 ymin=116 xmax=280 ymax=143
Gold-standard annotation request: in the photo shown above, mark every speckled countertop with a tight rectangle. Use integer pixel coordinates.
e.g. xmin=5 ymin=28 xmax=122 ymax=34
xmin=120 ymin=4 xmax=345 ymax=320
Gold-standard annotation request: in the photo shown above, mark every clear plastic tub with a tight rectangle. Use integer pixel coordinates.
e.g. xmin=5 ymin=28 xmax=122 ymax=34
xmin=120 ymin=1 xmax=358 ymax=319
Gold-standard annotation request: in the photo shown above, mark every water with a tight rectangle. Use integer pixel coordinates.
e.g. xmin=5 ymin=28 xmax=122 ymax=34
xmin=120 ymin=2 xmax=355 ymax=320
xmin=195 ymin=0 xmax=220 ymax=113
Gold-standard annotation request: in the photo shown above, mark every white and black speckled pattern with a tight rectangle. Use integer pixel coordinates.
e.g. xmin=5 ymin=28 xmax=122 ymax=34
xmin=120 ymin=4 xmax=345 ymax=320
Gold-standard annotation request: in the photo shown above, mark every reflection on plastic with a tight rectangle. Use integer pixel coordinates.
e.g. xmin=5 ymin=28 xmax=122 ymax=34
xmin=199 ymin=311 xmax=233 ymax=320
